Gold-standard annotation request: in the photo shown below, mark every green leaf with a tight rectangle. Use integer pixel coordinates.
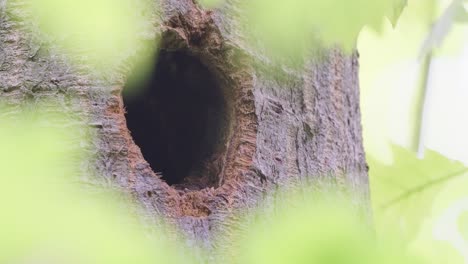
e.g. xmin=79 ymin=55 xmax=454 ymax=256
xmin=454 ymin=2 xmax=468 ymax=23
xmin=198 ymin=0 xmax=223 ymax=8
xmin=388 ymin=0 xmax=408 ymax=27
xmin=240 ymin=0 xmax=403 ymax=62
xmin=0 ymin=104 xmax=194 ymax=264
xmin=19 ymin=0 xmax=155 ymax=71
xmin=369 ymin=145 xmax=468 ymax=240
xmin=229 ymin=190 xmax=419 ymax=264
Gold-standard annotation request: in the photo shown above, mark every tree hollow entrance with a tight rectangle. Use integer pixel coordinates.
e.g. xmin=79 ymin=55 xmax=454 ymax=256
xmin=123 ymin=49 xmax=229 ymax=189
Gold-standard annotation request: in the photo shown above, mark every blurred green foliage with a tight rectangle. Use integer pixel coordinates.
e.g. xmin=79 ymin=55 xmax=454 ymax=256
xmin=226 ymin=186 xmax=421 ymax=264
xmin=22 ymin=0 xmax=154 ymax=69
xmin=240 ymin=0 xmax=408 ymax=62
xmin=420 ymin=0 xmax=468 ymax=58
xmin=0 ymin=106 xmax=434 ymax=263
xmin=4 ymin=0 xmax=468 ymax=263
xmin=370 ymin=146 xmax=468 ymax=240
xmin=21 ymin=0 xmax=413 ymax=70
xmin=198 ymin=0 xmax=223 ymax=9
xmin=0 ymin=106 xmax=192 ymax=264
xmin=360 ymin=1 xmax=468 ymax=262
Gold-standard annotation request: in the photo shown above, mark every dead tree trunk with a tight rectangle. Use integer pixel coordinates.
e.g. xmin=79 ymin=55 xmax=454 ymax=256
xmin=0 ymin=0 xmax=368 ymax=248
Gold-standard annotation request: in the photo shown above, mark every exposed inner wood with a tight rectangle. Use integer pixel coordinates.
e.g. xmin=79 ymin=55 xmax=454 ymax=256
xmin=123 ymin=49 xmax=229 ymax=189
xmin=114 ymin=8 xmax=257 ymax=220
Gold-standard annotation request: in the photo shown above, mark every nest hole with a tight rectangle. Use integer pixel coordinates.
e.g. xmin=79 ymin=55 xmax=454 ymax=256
xmin=123 ymin=49 xmax=228 ymax=188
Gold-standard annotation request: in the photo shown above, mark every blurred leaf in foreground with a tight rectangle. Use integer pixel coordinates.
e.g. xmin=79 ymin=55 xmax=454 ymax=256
xmin=0 ymin=105 xmax=191 ymax=264
xmin=370 ymin=145 xmax=468 ymax=240
xmin=19 ymin=0 xmax=155 ymax=71
xmin=240 ymin=0 xmax=413 ymax=63
xmin=228 ymin=184 xmax=419 ymax=264
xmin=389 ymin=0 xmax=408 ymax=27
xmin=198 ymin=0 xmax=223 ymax=9
xmin=369 ymin=145 xmax=468 ymax=263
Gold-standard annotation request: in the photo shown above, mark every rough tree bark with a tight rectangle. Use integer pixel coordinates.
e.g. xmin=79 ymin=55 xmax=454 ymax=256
xmin=0 ymin=0 xmax=368 ymax=250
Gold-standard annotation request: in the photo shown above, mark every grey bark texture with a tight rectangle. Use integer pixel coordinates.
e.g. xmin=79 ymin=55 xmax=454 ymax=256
xmin=0 ymin=0 xmax=368 ymax=250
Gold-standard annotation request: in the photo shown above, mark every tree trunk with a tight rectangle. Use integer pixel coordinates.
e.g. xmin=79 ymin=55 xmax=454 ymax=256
xmin=0 ymin=0 xmax=368 ymax=249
